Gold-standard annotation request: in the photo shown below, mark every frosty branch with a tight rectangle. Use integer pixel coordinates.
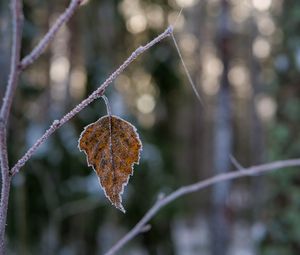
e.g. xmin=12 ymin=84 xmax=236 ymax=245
xmin=10 ymin=25 xmax=173 ymax=176
xmin=2 ymin=1 xmax=300 ymax=255
xmin=0 ymin=0 xmax=23 ymax=253
xmin=1 ymin=0 xmax=174 ymax=252
xmin=0 ymin=0 xmax=83 ymax=254
xmin=105 ymin=158 xmax=300 ymax=255
xmin=20 ymin=0 xmax=83 ymax=69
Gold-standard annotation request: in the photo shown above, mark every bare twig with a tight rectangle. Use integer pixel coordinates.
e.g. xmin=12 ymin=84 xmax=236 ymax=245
xmin=104 ymin=159 xmax=300 ymax=255
xmin=171 ymin=33 xmax=203 ymax=105
xmin=0 ymin=123 xmax=11 ymax=255
xmin=229 ymin=154 xmax=244 ymax=171
xmin=0 ymin=0 xmax=23 ymax=253
xmin=10 ymin=26 xmax=173 ymax=176
xmin=20 ymin=0 xmax=83 ymax=70
xmin=0 ymin=0 xmax=23 ymax=123
xmin=0 ymin=1 xmax=85 ymax=253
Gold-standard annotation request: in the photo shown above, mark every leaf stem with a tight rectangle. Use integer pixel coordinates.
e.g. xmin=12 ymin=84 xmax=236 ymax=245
xmin=10 ymin=26 xmax=173 ymax=176
xmin=102 ymin=95 xmax=112 ymax=117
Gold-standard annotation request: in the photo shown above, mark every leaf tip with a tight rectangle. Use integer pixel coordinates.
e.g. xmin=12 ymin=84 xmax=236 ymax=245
xmin=118 ymin=205 xmax=126 ymax=214
xmin=78 ymin=115 xmax=142 ymax=213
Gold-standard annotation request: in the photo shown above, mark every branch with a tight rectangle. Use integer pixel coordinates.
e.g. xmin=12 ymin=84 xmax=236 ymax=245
xmin=10 ymin=26 xmax=173 ymax=176
xmin=104 ymin=159 xmax=300 ymax=255
xmin=0 ymin=124 xmax=11 ymax=255
xmin=0 ymin=0 xmax=23 ymax=123
xmin=0 ymin=0 xmax=23 ymax=253
xmin=20 ymin=0 xmax=83 ymax=70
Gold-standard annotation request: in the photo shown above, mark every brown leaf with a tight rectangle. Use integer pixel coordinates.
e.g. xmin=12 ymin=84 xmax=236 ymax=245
xmin=78 ymin=115 xmax=142 ymax=212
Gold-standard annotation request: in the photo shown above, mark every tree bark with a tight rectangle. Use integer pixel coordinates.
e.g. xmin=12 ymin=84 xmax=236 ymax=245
xmin=210 ymin=1 xmax=233 ymax=254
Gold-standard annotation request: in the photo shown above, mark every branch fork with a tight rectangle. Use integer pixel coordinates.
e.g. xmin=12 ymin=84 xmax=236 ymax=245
xmin=0 ymin=1 xmax=299 ymax=255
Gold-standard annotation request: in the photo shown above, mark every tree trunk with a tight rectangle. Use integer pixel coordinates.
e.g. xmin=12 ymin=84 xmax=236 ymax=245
xmin=210 ymin=1 xmax=233 ymax=254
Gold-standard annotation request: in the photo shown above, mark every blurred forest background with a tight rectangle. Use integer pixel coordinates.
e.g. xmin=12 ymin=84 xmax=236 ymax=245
xmin=0 ymin=0 xmax=300 ymax=254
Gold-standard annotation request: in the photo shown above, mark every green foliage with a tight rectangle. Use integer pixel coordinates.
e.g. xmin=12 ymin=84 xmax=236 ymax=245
xmin=259 ymin=2 xmax=300 ymax=253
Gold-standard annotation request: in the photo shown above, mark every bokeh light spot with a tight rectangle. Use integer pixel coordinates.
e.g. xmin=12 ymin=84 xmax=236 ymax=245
xmin=253 ymin=37 xmax=271 ymax=59
xmin=126 ymin=14 xmax=147 ymax=34
xmin=137 ymin=94 xmax=156 ymax=114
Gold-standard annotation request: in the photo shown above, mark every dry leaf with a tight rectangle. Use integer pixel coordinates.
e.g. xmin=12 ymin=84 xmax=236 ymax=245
xmin=78 ymin=115 xmax=142 ymax=212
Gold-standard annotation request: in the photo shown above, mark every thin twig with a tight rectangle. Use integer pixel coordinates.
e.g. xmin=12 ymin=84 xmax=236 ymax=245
xmin=20 ymin=0 xmax=83 ymax=70
xmin=10 ymin=26 xmax=173 ymax=176
xmin=172 ymin=7 xmax=183 ymax=28
xmin=171 ymin=33 xmax=203 ymax=105
xmin=0 ymin=123 xmax=11 ymax=255
xmin=0 ymin=0 xmax=23 ymax=253
xmin=0 ymin=1 xmax=83 ymax=253
xmin=104 ymin=159 xmax=300 ymax=255
xmin=0 ymin=0 xmax=23 ymax=123
xmin=229 ymin=154 xmax=244 ymax=170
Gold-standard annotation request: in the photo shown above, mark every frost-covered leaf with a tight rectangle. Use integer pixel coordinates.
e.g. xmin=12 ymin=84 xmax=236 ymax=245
xmin=78 ymin=115 xmax=142 ymax=213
